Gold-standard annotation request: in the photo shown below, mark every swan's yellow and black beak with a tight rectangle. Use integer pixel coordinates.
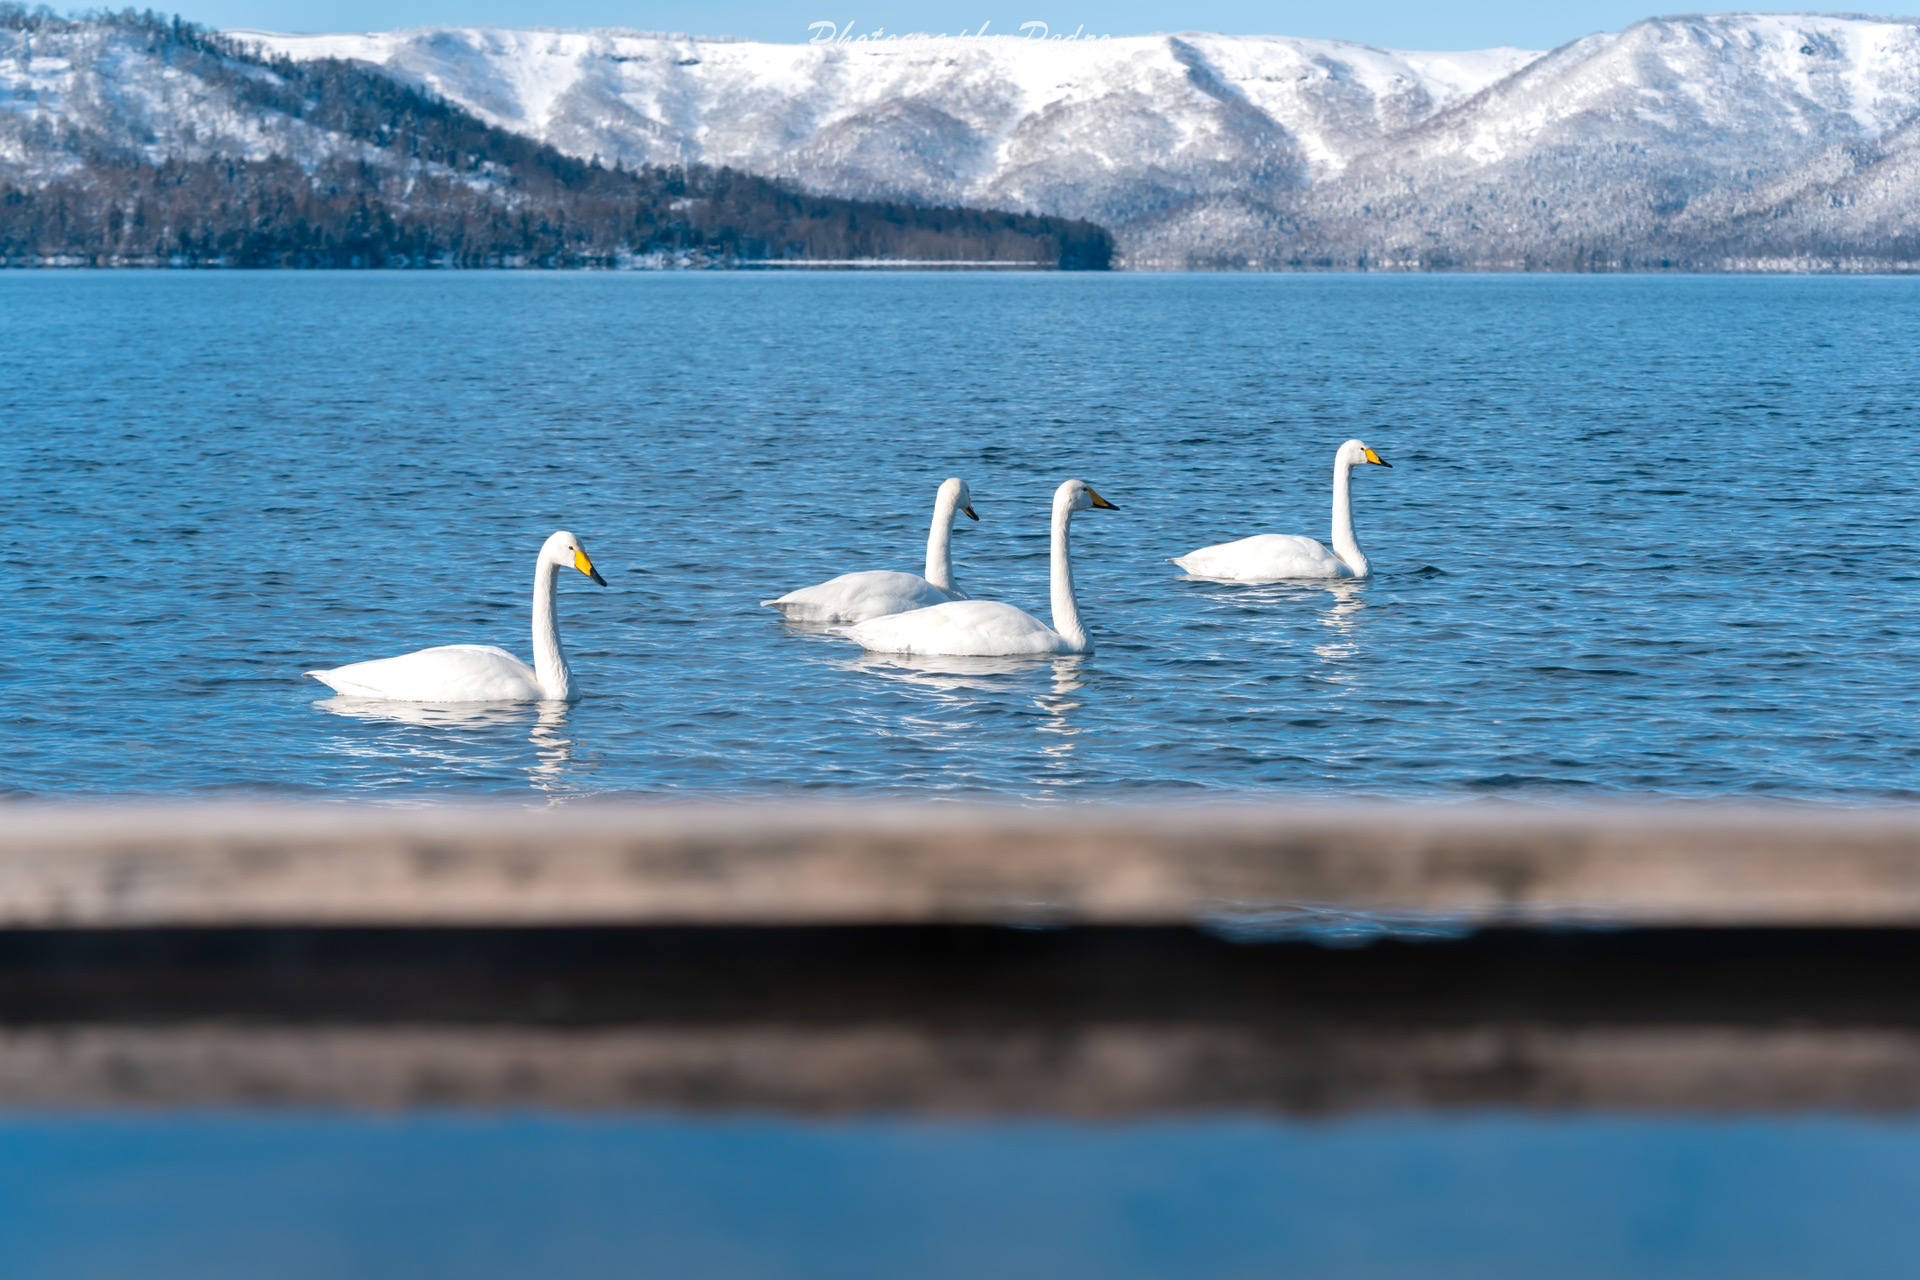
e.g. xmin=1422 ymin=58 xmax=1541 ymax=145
xmin=575 ymin=548 xmax=608 ymax=586
xmin=963 ymin=505 xmax=980 ymax=521
xmin=1088 ymin=488 xmax=1118 ymax=510
xmin=1363 ymin=447 xmax=1392 ymax=469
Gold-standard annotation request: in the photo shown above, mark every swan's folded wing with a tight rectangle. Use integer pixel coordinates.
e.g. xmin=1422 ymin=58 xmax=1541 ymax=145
xmin=306 ymin=644 xmax=541 ymax=702
xmin=847 ymin=600 xmax=1060 ymax=657
xmin=1173 ymin=534 xmax=1345 ymax=581
xmin=763 ymin=570 xmax=955 ymax=623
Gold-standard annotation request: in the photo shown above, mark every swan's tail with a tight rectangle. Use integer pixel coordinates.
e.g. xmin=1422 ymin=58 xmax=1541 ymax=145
xmin=307 ymin=669 xmax=389 ymax=698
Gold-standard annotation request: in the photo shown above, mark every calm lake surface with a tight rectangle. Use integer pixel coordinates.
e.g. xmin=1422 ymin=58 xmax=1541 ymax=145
xmin=4 ymin=271 xmax=1919 ymax=801
xmin=6 ymin=1112 xmax=1919 ymax=1279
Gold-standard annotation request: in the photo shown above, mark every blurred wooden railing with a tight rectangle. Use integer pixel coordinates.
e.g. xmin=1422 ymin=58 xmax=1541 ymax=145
xmin=0 ymin=801 xmax=1917 ymax=928
xmin=7 ymin=802 xmax=1920 ymax=1113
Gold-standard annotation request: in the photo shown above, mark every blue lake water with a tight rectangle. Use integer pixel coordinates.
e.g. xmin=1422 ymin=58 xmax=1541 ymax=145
xmin=5 ymin=271 xmax=1920 ymax=801
xmin=4 ymin=1111 xmax=1919 ymax=1279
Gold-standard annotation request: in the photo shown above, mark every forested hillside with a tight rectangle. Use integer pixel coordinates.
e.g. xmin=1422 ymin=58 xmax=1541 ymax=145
xmin=0 ymin=9 xmax=1113 ymax=268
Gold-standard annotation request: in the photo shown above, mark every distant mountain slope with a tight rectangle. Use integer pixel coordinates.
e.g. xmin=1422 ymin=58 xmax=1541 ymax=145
xmin=1242 ymin=13 xmax=1920 ymax=269
xmin=0 ymin=10 xmax=1112 ymax=267
xmin=241 ymin=27 xmax=1531 ymax=247
xmin=247 ymin=16 xmax=1920 ymax=269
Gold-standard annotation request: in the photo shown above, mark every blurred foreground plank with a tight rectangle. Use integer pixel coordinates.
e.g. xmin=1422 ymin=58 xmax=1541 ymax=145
xmin=11 ymin=1023 xmax=1920 ymax=1115
xmin=0 ymin=802 xmax=1916 ymax=927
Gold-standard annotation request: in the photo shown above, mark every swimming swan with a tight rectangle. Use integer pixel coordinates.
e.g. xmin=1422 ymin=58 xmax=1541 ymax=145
xmin=306 ymin=530 xmax=607 ymax=702
xmin=844 ymin=479 xmax=1116 ymax=657
xmin=763 ymin=477 xmax=979 ymax=624
xmin=1173 ymin=439 xmax=1391 ymax=581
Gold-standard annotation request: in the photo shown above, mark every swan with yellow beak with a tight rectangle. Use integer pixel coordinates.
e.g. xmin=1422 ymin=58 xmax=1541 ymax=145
xmin=307 ymin=530 xmax=607 ymax=702
xmin=844 ymin=479 xmax=1116 ymax=657
xmin=1174 ymin=439 xmax=1391 ymax=581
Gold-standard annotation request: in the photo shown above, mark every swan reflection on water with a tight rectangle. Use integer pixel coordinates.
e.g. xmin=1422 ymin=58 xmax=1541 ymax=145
xmin=1035 ymin=657 xmax=1087 ymax=770
xmin=1314 ymin=580 xmax=1368 ymax=670
xmin=847 ymin=652 xmax=1091 ymax=782
xmin=849 ymin=650 xmax=1074 ymax=688
xmin=1183 ymin=577 xmax=1371 ymax=683
xmin=314 ymin=696 xmax=583 ymax=798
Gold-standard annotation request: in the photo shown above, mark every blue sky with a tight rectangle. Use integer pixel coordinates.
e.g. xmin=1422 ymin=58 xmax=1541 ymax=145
xmin=191 ymin=3 xmax=1804 ymax=50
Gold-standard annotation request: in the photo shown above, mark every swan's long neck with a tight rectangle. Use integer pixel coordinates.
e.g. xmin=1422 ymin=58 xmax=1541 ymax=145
xmin=1330 ymin=459 xmax=1369 ymax=578
xmin=925 ymin=488 xmax=960 ymax=593
xmin=531 ymin=561 xmax=572 ymax=701
xmin=1049 ymin=494 xmax=1090 ymax=654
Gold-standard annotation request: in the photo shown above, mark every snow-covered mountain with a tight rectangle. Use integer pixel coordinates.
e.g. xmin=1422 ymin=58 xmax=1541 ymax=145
xmin=0 ymin=14 xmax=1109 ymax=267
xmin=10 ymin=13 xmax=1920 ymax=268
xmin=1284 ymin=13 xmax=1920 ymax=270
xmin=0 ymin=18 xmax=361 ymax=180
xmin=237 ymin=26 xmax=1534 ymax=263
xmin=239 ymin=15 xmax=1920 ymax=268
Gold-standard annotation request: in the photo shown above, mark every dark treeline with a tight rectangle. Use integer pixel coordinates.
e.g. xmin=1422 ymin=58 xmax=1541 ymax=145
xmin=0 ymin=8 xmax=1114 ymax=268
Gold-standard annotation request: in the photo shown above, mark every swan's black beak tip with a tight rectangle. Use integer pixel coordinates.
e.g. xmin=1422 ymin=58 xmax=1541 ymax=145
xmin=963 ymin=506 xmax=979 ymax=521
xmin=589 ymin=568 xmax=609 ymax=586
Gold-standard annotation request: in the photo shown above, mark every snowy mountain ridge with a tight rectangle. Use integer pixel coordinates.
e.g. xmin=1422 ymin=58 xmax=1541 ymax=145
xmin=233 ymin=15 xmax=1920 ymax=268
xmin=235 ymin=26 xmax=1540 ymax=259
xmin=237 ymin=27 xmax=1538 ymax=182
xmin=10 ymin=13 xmax=1920 ymax=267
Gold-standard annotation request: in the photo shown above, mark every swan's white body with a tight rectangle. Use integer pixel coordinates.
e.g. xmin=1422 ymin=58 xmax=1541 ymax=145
xmin=768 ymin=570 xmax=954 ymax=626
xmin=850 ymin=599 xmax=1070 ymax=658
xmin=311 ymin=643 xmax=547 ymax=702
xmin=1174 ymin=440 xmax=1390 ymax=582
xmin=1173 ymin=534 xmax=1353 ymax=581
xmin=764 ymin=478 xmax=977 ymax=624
xmin=306 ymin=530 xmax=607 ymax=703
xmin=845 ymin=479 xmax=1115 ymax=658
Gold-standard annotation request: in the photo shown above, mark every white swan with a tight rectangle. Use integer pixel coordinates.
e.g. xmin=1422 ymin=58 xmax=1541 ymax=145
xmin=844 ymin=479 xmax=1116 ymax=657
xmin=1173 ymin=439 xmax=1391 ymax=581
xmin=763 ymin=477 xmax=978 ymax=624
xmin=306 ymin=530 xmax=607 ymax=702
